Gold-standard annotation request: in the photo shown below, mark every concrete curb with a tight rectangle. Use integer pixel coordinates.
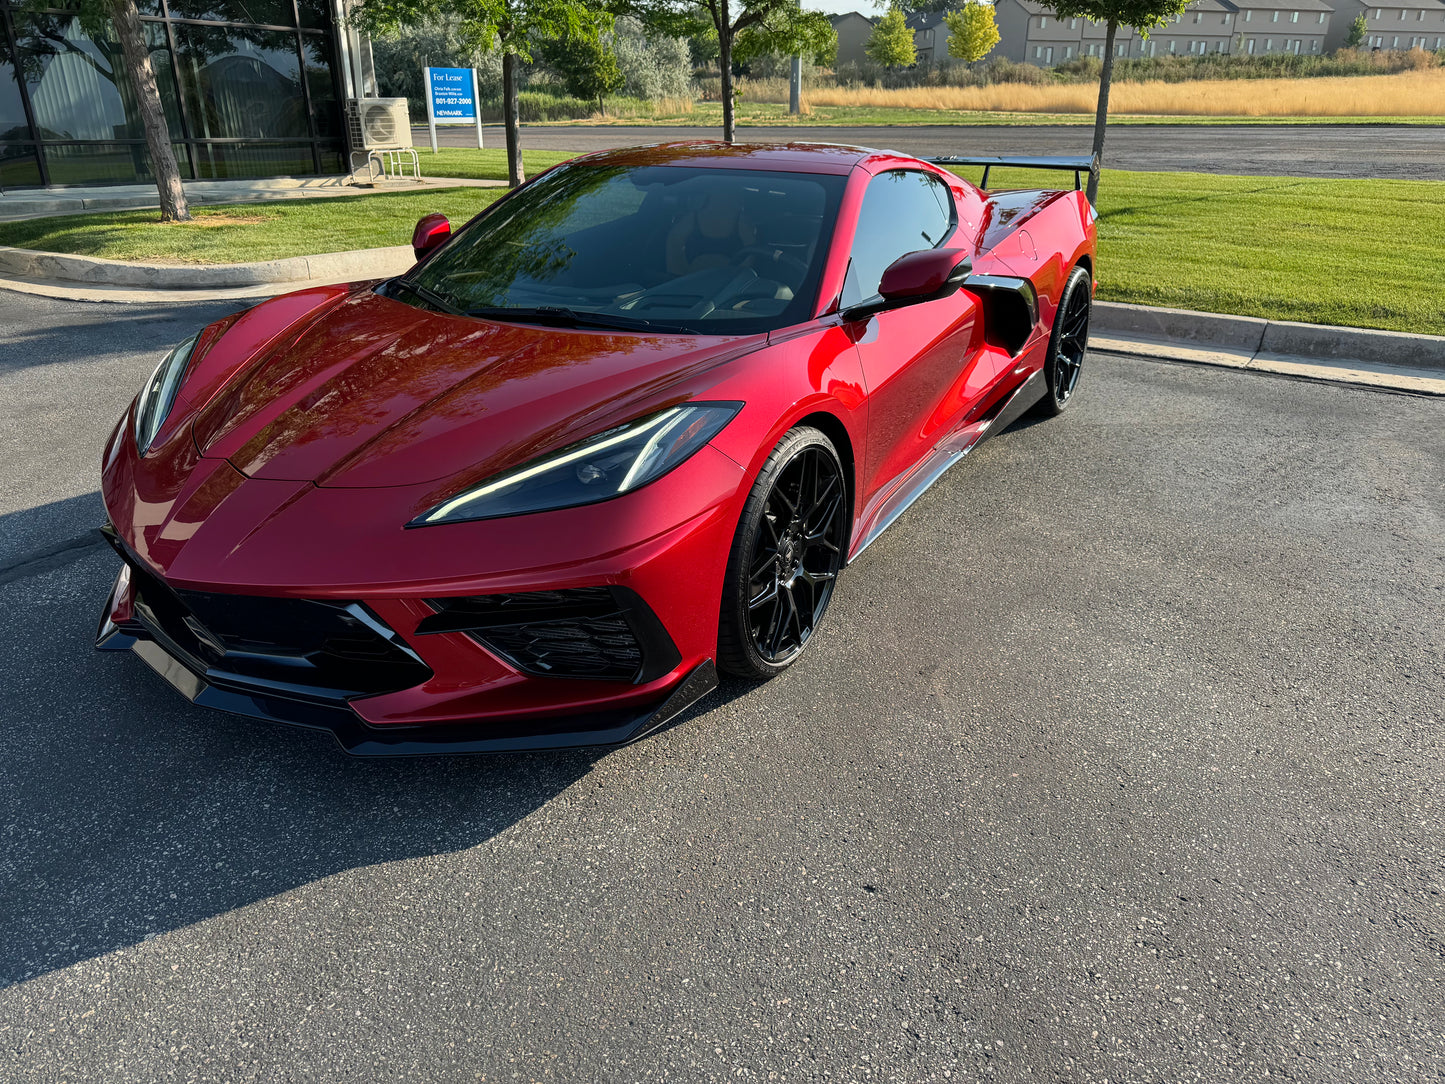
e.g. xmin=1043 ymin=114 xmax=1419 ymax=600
xmin=0 ymin=244 xmax=414 ymax=289
xmin=1092 ymin=301 xmax=1445 ymax=372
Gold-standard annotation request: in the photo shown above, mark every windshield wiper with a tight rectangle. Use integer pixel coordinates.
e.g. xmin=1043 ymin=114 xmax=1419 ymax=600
xmin=466 ymin=305 xmax=656 ymax=332
xmin=387 ymin=277 xmax=462 ymax=316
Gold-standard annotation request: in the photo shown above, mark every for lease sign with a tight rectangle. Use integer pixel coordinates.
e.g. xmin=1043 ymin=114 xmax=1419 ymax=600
xmin=428 ymin=67 xmax=476 ymax=123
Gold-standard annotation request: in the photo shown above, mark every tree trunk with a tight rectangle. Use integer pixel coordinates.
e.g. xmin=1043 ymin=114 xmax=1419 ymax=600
xmin=502 ymin=51 xmax=524 ymax=187
xmin=1087 ymin=20 xmax=1116 ymax=206
xmin=719 ymin=0 xmax=734 ymax=143
xmin=109 ymin=0 xmax=189 ymax=221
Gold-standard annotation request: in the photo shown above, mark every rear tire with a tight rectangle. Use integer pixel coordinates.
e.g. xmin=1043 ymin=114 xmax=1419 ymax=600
xmin=718 ymin=427 xmax=848 ymax=680
xmin=1038 ymin=264 xmax=1092 ymax=416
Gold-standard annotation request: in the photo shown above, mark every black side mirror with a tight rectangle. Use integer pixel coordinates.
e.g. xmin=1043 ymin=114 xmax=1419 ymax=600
xmin=842 ymin=248 xmax=972 ymax=322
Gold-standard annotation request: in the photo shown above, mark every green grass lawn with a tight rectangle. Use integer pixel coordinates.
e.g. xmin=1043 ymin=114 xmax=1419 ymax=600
xmin=0 ymin=188 xmax=506 ymax=264
xmin=3 ymin=153 xmax=1442 ymax=334
xmin=415 ymin=147 xmax=576 ymax=179
xmin=945 ymin=166 xmax=1445 ymax=334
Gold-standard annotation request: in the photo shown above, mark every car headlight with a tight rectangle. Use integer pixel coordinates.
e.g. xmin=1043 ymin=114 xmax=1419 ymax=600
xmin=412 ymin=402 xmax=742 ymax=526
xmin=133 ymin=334 xmax=199 ymax=455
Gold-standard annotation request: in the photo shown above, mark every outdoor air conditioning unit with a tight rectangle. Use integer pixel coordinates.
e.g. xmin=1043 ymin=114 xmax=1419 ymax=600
xmin=346 ymin=98 xmax=412 ymax=151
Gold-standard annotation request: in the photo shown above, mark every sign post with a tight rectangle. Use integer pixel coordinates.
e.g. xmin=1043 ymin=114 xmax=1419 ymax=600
xmin=471 ymin=67 xmax=484 ymax=149
xmin=424 ymin=66 xmax=483 ymax=152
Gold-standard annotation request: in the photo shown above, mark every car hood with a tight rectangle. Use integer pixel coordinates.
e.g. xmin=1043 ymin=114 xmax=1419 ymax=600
xmin=189 ymin=288 xmax=762 ymax=490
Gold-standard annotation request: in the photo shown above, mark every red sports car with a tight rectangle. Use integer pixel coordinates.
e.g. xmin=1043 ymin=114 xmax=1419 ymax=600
xmin=97 ymin=141 xmax=1097 ymax=754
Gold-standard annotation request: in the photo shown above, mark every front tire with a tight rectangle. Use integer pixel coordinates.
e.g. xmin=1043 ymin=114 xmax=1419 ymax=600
xmin=1038 ymin=264 xmax=1092 ymax=416
xmin=718 ymin=426 xmax=848 ymax=680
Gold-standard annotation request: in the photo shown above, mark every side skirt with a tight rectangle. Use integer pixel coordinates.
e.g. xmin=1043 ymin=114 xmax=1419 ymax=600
xmin=847 ymin=369 xmax=1045 ymax=563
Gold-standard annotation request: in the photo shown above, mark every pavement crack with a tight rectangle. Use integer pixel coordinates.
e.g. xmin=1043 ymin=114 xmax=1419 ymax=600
xmin=0 ymin=529 xmax=108 ymax=587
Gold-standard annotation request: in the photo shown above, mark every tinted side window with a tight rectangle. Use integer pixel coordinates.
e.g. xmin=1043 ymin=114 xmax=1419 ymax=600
xmin=841 ymin=170 xmax=956 ymax=308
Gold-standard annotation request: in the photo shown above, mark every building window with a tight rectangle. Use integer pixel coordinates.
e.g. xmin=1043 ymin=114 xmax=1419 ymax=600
xmin=1317 ymin=12 xmax=1325 ymax=22
xmin=1290 ymin=11 xmax=1298 ymax=22
xmin=1244 ymin=10 xmax=1251 ymax=20
xmin=1039 ymin=15 xmax=1048 ymax=27
xmin=1312 ymin=38 xmax=1319 ymax=50
xmin=1399 ymin=8 xmax=1406 ymax=18
xmin=1070 ymin=17 xmax=1079 ymax=28
xmin=1247 ymin=36 xmax=1256 ymax=52
xmin=1265 ymin=37 xmax=1273 ymax=48
xmin=1194 ymin=11 xmax=1203 ymax=22
xmin=1417 ymin=7 xmax=1425 ymax=18
xmin=1271 ymin=11 xmax=1279 ymax=21
xmin=1169 ymin=39 xmax=1177 ymax=52
xmin=0 ymin=2 xmax=342 ymax=187
xmin=1392 ymin=34 xmax=1399 ymax=45
xmin=1065 ymin=45 xmax=1074 ymax=57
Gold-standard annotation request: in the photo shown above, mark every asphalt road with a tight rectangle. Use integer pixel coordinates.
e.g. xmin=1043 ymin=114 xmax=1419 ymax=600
xmin=420 ymin=122 xmax=1445 ymax=179
xmin=2 ymin=288 xmax=1443 ymax=1082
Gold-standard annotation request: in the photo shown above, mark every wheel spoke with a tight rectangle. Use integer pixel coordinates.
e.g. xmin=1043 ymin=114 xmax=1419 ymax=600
xmin=769 ymin=589 xmax=796 ymax=656
xmin=749 ymin=547 xmax=777 ymax=582
xmin=743 ymin=443 xmax=847 ymax=666
xmin=748 ymin=579 xmax=778 ymax=611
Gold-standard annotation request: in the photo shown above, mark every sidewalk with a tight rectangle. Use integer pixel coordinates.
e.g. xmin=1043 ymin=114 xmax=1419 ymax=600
xmin=0 ymin=175 xmax=506 ymax=223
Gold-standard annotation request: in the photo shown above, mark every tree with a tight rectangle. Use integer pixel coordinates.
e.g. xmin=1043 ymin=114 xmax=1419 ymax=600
xmin=1344 ymin=12 xmax=1367 ymax=48
xmin=865 ymin=7 xmax=916 ymax=69
xmin=944 ymin=1 xmax=999 ymax=65
xmin=732 ymin=6 xmax=836 ymax=68
xmin=1046 ymin=0 xmax=1190 ymax=203
xmin=636 ymin=0 xmax=831 ymax=142
xmin=541 ymin=30 xmax=624 ymax=111
xmin=24 ymin=0 xmax=190 ymax=220
xmin=353 ymin=0 xmax=611 ymax=187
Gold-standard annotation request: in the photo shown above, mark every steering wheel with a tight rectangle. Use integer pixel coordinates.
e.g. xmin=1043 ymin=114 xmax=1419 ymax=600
xmin=734 ymin=245 xmax=810 ymax=281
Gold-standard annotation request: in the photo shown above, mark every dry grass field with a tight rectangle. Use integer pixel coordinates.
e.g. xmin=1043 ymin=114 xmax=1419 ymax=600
xmin=740 ymin=67 xmax=1445 ymax=117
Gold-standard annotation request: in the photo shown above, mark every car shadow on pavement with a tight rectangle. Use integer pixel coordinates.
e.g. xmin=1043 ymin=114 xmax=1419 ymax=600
xmin=0 ymin=504 xmax=620 ymax=989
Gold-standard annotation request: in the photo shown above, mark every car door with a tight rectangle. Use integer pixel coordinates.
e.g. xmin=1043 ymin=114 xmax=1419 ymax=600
xmin=843 ymin=168 xmax=993 ymax=506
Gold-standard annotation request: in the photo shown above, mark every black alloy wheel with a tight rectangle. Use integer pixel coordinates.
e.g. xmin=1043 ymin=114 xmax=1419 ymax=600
xmin=1040 ymin=265 xmax=1092 ymax=416
xmin=719 ymin=427 xmax=848 ymax=679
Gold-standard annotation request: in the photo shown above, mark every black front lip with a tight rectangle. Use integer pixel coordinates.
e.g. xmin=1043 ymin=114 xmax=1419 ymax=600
xmin=96 ymin=559 xmax=719 ymax=758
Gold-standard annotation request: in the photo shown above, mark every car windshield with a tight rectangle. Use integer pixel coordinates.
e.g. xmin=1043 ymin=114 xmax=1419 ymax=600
xmin=390 ymin=163 xmax=848 ymax=334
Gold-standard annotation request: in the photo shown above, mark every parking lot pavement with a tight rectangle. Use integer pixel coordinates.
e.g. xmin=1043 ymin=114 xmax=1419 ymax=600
xmin=1 ymin=288 xmax=1441 ymax=1083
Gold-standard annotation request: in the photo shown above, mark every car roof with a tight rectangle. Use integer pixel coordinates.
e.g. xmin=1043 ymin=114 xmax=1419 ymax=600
xmin=564 ymin=141 xmax=891 ymax=176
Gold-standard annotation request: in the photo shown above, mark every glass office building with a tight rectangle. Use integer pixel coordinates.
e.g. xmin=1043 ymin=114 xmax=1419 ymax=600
xmin=1 ymin=0 xmax=350 ymax=187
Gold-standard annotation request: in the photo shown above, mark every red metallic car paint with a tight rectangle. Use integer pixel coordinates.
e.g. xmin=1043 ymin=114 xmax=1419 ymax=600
xmin=100 ymin=141 xmax=1096 ymax=743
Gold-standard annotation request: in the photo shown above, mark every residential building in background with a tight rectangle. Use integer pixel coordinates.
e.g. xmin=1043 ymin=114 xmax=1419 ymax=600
xmin=1325 ymin=0 xmax=1445 ymax=50
xmin=1229 ymin=0 xmax=1333 ymax=55
xmin=906 ymin=10 xmax=950 ymax=64
xmin=833 ymin=0 xmax=1445 ymax=67
xmin=831 ymin=11 xmax=878 ymax=67
xmin=992 ymin=0 xmax=1109 ymax=63
xmin=1145 ymin=0 xmax=1239 ymax=55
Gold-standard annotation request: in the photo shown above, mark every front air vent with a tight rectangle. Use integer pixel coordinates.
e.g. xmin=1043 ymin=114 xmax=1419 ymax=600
xmin=418 ymin=586 xmax=681 ymax=684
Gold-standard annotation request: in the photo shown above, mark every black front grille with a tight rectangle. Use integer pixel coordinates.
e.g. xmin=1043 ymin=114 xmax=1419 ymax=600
xmin=419 ymin=587 xmax=680 ymax=684
xmin=122 ymin=556 xmax=432 ymax=702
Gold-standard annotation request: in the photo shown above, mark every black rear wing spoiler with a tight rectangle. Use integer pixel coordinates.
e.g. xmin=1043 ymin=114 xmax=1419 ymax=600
xmin=924 ymin=154 xmax=1099 ymax=200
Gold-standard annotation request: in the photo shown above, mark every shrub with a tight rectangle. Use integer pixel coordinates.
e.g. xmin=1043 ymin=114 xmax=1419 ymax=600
xmin=612 ymin=16 xmax=695 ymax=100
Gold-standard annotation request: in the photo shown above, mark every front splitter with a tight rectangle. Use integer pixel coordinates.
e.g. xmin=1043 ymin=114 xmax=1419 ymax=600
xmin=97 ymin=593 xmax=720 ymax=757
